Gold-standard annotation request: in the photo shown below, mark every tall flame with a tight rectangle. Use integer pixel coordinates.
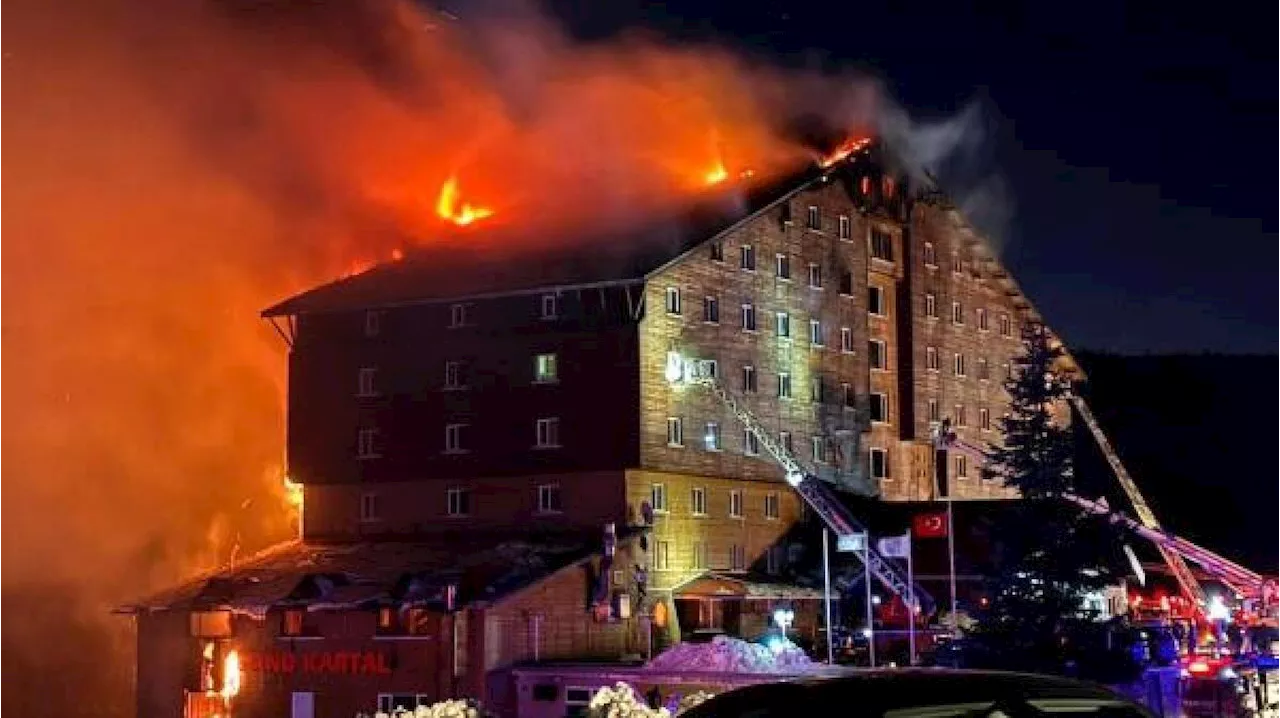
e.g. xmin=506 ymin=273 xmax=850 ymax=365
xmin=819 ymin=136 xmax=873 ymax=168
xmin=221 ymin=649 xmax=241 ymax=701
xmin=435 ymin=176 xmax=494 ymax=226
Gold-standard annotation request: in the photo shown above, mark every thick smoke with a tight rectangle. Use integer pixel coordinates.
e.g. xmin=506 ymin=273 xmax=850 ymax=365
xmin=2 ymin=0 xmax=1001 ymax=714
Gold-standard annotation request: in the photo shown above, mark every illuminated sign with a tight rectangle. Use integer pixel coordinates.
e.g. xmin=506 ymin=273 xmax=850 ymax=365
xmin=240 ymin=650 xmax=393 ymax=676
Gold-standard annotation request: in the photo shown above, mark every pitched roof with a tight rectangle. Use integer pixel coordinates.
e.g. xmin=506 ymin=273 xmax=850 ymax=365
xmin=261 ymin=165 xmax=830 ymax=317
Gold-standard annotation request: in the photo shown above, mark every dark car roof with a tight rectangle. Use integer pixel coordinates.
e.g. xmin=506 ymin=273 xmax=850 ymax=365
xmin=680 ymin=669 xmax=1149 ymax=718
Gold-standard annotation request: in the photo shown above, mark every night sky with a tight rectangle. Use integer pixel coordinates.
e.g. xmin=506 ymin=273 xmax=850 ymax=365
xmin=546 ymin=0 xmax=1277 ymax=354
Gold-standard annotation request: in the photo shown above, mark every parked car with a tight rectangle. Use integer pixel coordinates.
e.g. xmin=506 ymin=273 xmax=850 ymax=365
xmin=679 ymin=668 xmax=1156 ymax=718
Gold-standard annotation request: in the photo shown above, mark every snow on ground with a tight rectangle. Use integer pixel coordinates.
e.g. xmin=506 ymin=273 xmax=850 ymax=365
xmin=646 ymin=635 xmax=817 ymax=674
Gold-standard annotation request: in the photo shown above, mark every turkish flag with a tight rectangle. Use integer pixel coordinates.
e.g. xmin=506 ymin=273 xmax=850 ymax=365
xmin=913 ymin=511 xmax=949 ymax=538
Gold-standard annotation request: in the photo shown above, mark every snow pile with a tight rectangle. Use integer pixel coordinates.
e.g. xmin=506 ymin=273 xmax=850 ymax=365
xmin=646 ymin=635 xmax=815 ymax=674
xmin=365 ymin=698 xmax=486 ymax=718
xmin=587 ymin=682 xmax=671 ymax=718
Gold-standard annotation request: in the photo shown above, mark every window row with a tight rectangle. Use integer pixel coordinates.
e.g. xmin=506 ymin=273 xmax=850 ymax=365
xmin=922 ymin=293 xmax=1015 ymax=336
xmin=667 ymin=290 xmax=891 ymax=353
xmin=923 ymin=348 xmax=1010 ymax=381
xmin=648 ymin=483 xmax=779 ymax=520
xmin=357 ymin=482 xmax=564 ymax=523
xmin=362 ymin=292 xmax=572 ymax=338
xmin=923 ymin=400 xmax=999 ymax=432
xmin=356 ymin=353 xmax=560 ymax=397
xmin=920 ymin=242 xmax=989 ymax=279
xmin=354 ymin=418 xmax=562 ymax=460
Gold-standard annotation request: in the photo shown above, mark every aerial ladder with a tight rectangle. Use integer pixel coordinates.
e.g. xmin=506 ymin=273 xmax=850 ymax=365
xmin=665 ymin=351 xmax=935 ymax=614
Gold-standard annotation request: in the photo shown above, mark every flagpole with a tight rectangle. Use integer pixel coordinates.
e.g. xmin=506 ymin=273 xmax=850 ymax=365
xmin=864 ymin=540 xmax=876 ymax=668
xmin=947 ymin=497 xmax=958 ymax=637
xmin=823 ymin=529 xmax=834 ymax=665
xmin=907 ymin=529 xmax=916 ymax=665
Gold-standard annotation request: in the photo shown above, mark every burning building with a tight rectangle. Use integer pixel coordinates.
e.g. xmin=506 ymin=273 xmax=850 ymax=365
xmin=122 ymin=141 xmax=1053 ymax=718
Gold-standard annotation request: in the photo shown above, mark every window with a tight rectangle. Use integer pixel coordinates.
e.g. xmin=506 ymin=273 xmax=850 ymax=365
xmin=842 ymin=383 xmax=855 ymax=409
xmin=691 ymin=487 xmax=707 ymax=516
xmin=869 ymin=448 xmax=889 ymax=480
xmin=665 ymin=287 xmax=682 ymax=315
xmin=883 ymin=176 xmax=896 ymax=197
xmin=811 ymin=436 xmax=827 ymax=463
xmin=860 ymin=176 xmax=872 ymax=196
xmin=980 ymin=407 xmax=991 ymax=431
xmin=809 ymin=319 xmax=824 ymax=346
xmin=954 ymin=353 xmax=967 ymax=377
xmin=444 ymin=423 xmax=467 ymax=454
xmin=1000 ymin=314 xmax=1012 ymax=337
xmin=780 ymin=202 xmax=793 ymax=224
xmin=955 ymin=405 xmax=967 ymax=427
xmin=655 ymin=541 xmax=671 ymax=570
xmin=540 ymin=294 xmax=559 ymax=320
xmin=692 ymin=542 xmax=708 ymax=569
xmin=779 ymin=431 xmax=793 ymax=455
xmin=810 ymin=376 xmax=825 ymax=403
xmin=807 ymin=205 xmax=820 ymax=230
xmin=840 ymin=327 xmax=853 ymax=353
xmin=925 ymin=293 xmax=938 ymax=318
xmin=743 ymin=430 xmax=760 ymax=456
xmin=870 ymin=228 xmax=894 ymax=261
xmin=703 ymin=296 xmax=719 ymax=323
xmin=357 ymin=428 xmax=380 ymax=460
xmin=952 ymin=253 xmax=963 ymax=274
xmin=777 ymin=372 xmax=792 ymax=399
xmin=952 ymin=301 xmax=964 ymax=325
xmin=666 ymin=417 xmax=684 ymax=447
xmin=651 ymin=484 xmax=668 ymax=513
xmin=775 ymin=312 xmax=791 ymax=339
xmin=535 ymin=417 xmax=560 ymax=448
xmin=808 ymin=263 xmax=822 ymax=288
xmin=926 ymin=346 xmax=939 ymax=372
xmin=730 ymin=544 xmax=746 ymax=571
xmin=868 ymin=286 xmax=886 ymax=316
xmin=740 ymin=244 xmax=756 ymax=271
xmin=360 ymin=493 xmax=380 ymax=522
xmin=868 ymin=340 xmax=887 ymax=370
xmin=537 ymin=484 xmax=562 ymax=513
xmin=766 ymin=546 xmax=783 ymax=575
xmin=923 ymin=242 xmax=937 ymax=266
xmin=741 ymin=303 xmax=757 ymax=331
xmin=450 ymin=303 xmax=468 ymax=328
xmin=364 ymin=310 xmax=382 ymax=337
xmin=704 ymin=422 xmax=721 ymax=451
xmin=1003 ymin=362 xmax=1013 ymax=380
xmin=928 ymin=399 xmax=940 ymax=422
xmin=764 ymin=492 xmax=780 ymax=519
xmin=357 ymin=367 xmax=378 ymax=397
xmin=700 ymin=359 xmax=718 ymax=379
xmin=838 ymin=215 xmax=851 ymax=240
xmin=978 ymin=357 xmax=990 ymax=381
xmin=729 ymin=490 xmax=743 ymax=518
xmin=977 ymin=307 xmax=989 ymax=331
xmin=279 ymin=608 xmax=315 ymax=638
xmin=839 ymin=271 xmax=853 ymax=296
xmin=775 ymin=253 xmax=791 ymax=280
xmin=189 ymin=611 xmax=233 ymax=638
xmin=741 ymin=365 xmax=757 ymax=393
xmin=444 ymin=360 xmax=464 ymax=390
xmin=447 ymin=487 xmax=471 ymax=516
xmin=534 ymin=353 xmax=557 ymax=383
xmin=870 ymin=393 xmax=888 ymax=423
xmin=955 ymin=455 xmax=969 ymax=478
xmin=710 ymin=241 xmax=724 ymax=262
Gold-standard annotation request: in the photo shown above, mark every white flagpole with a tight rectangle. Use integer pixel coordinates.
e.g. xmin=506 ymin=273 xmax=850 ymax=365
xmin=823 ymin=529 xmax=834 ymax=665
xmin=864 ymin=539 xmax=876 ymax=668
xmin=907 ymin=530 xmax=916 ymax=665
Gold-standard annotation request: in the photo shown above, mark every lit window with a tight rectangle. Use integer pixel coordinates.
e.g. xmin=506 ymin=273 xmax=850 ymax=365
xmin=775 ymin=312 xmax=791 ymax=339
xmin=870 ymin=228 xmax=894 ymax=261
xmin=537 ymin=484 xmax=562 ymax=513
xmin=811 ymin=436 xmax=826 ymax=463
xmin=868 ymin=286 xmax=886 ymax=316
xmin=870 ymin=393 xmax=888 ymax=423
xmin=952 ymin=301 xmax=964 ymax=325
xmin=923 ymin=242 xmax=937 ymax=266
xmin=764 ymin=492 xmax=780 ymax=519
xmin=926 ymin=346 xmax=939 ymax=372
xmin=450 ymin=303 xmax=468 ymax=328
xmin=775 ymin=253 xmax=791 ymax=280
xmin=925 ymin=293 xmax=938 ymax=318
xmin=808 ymin=263 xmax=822 ymax=288
xmin=665 ymin=287 xmax=682 ymax=315
xmin=955 ymin=455 xmax=969 ymax=478
xmin=540 ymin=294 xmax=559 ymax=320
xmin=651 ymin=484 xmax=668 ymax=513
xmin=809 ymin=319 xmax=825 ymax=346
xmin=779 ymin=431 xmax=793 ymax=454
xmin=777 ymin=372 xmax=792 ymax=399
xmin=357 ymin=428 xmax=381 ymax=460
xmin=869 ymin=340 xmax=887 ymax=370
xmin=860 ymin=176 xmax=872 ymax=195
xmin=444 ymin=423 xmax=467 ymax=454
xmin=741 ymin=365 xmax=757 ymax=393
xmin=977 ymin=308 xmax=989 ymax=331
xmin=535 ymin=417 xmax=560 ymax=448
xmin=357 ymin=367 xmax=378 ymax=397
xmin=954 ymin=353 xmax=967 ymax=377
xmin=444 ymin=360 xmax=465 ymax=390
xmin=280 ymin=608 xmax=309 ymax=638
xmin=883 ymin=176 xmax=896 ymax=197
xmin=360 ymin=493 xmax=380 ymax=522
xmin=740 ymin=245 xmax=756 ymax=271
xmin=928 ymin=399 xmax=940 ymax=423
xmin=446 ymin=488 xmax=471 ymax=517
xmin=730 ymin=544 xmax=746 ymax=571
xmin=807 ymin=205 xmax=820 ymax=230
xmin=703 ymin=296 xmax=719 ymax=323
xmin=838 ymin=215 xmax=851 ymax=240
xmin=729 ymin=490 xmax=743 ymax=518
xmin=839 ymin=270 xmax=854 ymax=295
xmin=1000 ymin=314 xmax=1013 ymax=337
xmin=840 ymin=327 xmax=853 ymax=353
xmin=743 ymin=430 xmax=760 ymax=456
xmin=710 ymin=241 xmax=724 ymax=262
xmin=869 ymin=448 xmax=889 ymax=480
xmin=704 ymin=422 xmax=721 ymax=451
xmin=955 ymin=405 xmax=967 ymax=427
xmin=980 ymin=408 xmax=991 ymax=431
xmin=364 ymin=310 xmax=382 ymax=338
xmin=666 ymin=417 xmax=684 ymax=447
xmin=741 ymin=303 xmax=757 ymax=331
xmin=534 ymin=353 xmax=558 ymax=383
xmin=691 ymin=487 xmax=707 ymax=516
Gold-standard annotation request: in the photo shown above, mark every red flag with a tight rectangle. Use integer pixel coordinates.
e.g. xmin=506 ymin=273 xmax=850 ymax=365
xmin=913 ymin=511 xmax=949 ymax=538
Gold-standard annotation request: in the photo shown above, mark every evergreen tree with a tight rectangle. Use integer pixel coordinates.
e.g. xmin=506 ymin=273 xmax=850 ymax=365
xmin=974 ymin=322 xmax=1123 ymax=672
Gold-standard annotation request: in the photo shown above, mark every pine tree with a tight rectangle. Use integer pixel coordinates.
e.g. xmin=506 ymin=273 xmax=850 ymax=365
xmin=973 ymin=322 xmax=1123 ymax=672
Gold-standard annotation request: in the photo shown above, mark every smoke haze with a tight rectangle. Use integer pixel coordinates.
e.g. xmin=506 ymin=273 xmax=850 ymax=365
xmin=2 ymin=0 xmax=999 ymax=713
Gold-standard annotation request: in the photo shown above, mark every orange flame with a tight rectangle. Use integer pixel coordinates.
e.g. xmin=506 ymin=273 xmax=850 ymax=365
xmin=703 ymin=161 xmax=728 ymax=186
xmin=221 ymin=649 xmax=241 ymax=700
xmin=819 ymin=136 xmax=873 ymax=168
xmin=436 ymin=176 xmax=494 ymax=226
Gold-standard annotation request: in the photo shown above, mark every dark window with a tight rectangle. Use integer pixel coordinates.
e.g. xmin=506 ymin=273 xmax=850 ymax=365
xmin=868 ymin=286 xmax=886 ymax=316
xmin=775 ymin=253 xmax=791 ymax=280
xmin=740 ymin=245 xmax=756 ymax=271
xmin=703 ymin=296 xmax=719 ymax=323
xmin=807 ymin=205 xmax=820 ymax=230
xmin=870 ymin=229 xmax=894 ymax=261
xmin=741 ymin=303 xmax=757 ymax=331
xmin=869 ymin=394 xmax=888 ymax=423
xmin=741 ymin=365 xmax=757 ymax=393
xmin=870 ymin=448 xmax=889 ymax=480
xmin=532 ymin=685 xmax=558 ymax=702
xmin=868 ymin=341 xmax=887 ymax=369
xmin=709 ymin=241 xmax=724 ymax=262
xmin=839 ymin=271 xmax=853 ymax=296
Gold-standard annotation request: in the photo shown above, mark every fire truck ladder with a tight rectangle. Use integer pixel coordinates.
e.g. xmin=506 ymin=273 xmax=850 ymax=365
xmin=666 ymin=352 xmax=935 ymax=613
